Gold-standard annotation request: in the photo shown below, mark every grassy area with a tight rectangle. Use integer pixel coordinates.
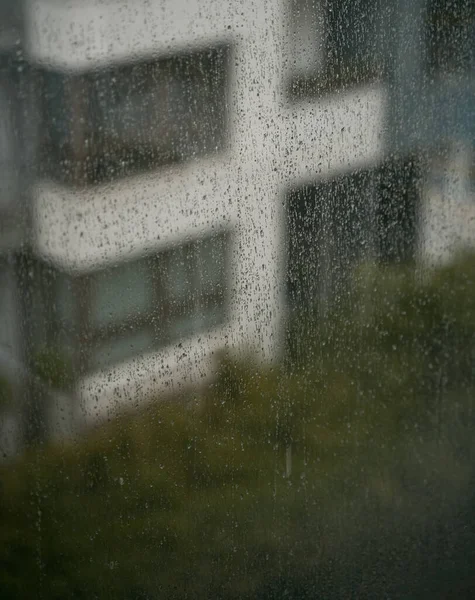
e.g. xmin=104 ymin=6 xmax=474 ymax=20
xmin=2 ymin=255 xmax=475 ymax=598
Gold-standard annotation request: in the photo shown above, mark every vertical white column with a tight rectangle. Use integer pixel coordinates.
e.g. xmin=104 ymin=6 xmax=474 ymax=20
xmin=229 ymin=0 xmax=288 ymax=362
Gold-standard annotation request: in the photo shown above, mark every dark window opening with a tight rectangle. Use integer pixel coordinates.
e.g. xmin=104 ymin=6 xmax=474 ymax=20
xmin=286 ymin=158 xmax=420 ymax=320
xmin=288 ymin=0 xmax=390 ymax=100
xmin=29 ymin=231 xmax=230 ymax=384
xmin=426 ymin=0 xmax=475 ymax=76
xmin=37 ymin=44 xmax=230 ymax=186
xmin=375 ymin=158 xmax=420 ymax=264
xmin=286 ymin=169 xmax=374 ymax=319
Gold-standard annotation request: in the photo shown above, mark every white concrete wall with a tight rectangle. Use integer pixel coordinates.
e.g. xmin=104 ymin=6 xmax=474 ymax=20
xmin=421 ymin=142 xmax=475 ymax=267
xmin=26 ymin=0 xmax=386 ymax=423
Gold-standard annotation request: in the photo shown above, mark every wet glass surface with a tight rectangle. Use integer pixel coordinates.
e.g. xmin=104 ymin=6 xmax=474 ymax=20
xmin=1 ymin=1 xmax=475 ymax=598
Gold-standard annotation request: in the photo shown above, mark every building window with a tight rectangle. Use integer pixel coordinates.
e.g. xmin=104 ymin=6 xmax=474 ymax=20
xmin=287 ymin=169 xmax=374 ymax=319
xmin=288 ymin=0 xmax=390 ymax=99
xmin=37 ymin=44 xmax=230 ymax=186
xmin=426 ymin=0 xmax=475 ymax=76
xmin=0 ymin=257 xmax=19 ymax=364
xmin=375 ymin=158 xmax=420 ymax=264
xmin=31 ymin=231 xmax=230 ymax=378
xmin=286 ymin=159 xmax=420 ymax=319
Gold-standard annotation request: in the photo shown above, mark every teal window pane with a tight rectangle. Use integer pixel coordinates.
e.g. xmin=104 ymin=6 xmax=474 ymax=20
xmin=91 ymin=330 xmax=155 ymax=369
xmin=55 ymin=275 xmax=75 ymax=324
xmin=196 ymin=235 xmax=226 ymax=290
xmin=166 ymin=246 xmax=193 ymax=300
xmin=91 ymin=260 xmax=153 ymax=328
xmin=169 ymin=312 xmax=200 ymax=340
xmin=199 ymin=303 xmax=226 ymax=330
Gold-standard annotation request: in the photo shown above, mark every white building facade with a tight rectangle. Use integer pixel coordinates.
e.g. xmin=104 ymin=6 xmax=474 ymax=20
xmin=2 ymin=0 xmax=472 ymax=437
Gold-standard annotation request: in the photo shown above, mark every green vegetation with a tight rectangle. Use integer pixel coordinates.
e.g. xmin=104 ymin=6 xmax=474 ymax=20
xmin=2 ymin=255 xmax=475 ymax=598
xmin=31 ymin=348 xmax=75 ymax=391
xmin=0 ymin=376 xmax=13 ymax=408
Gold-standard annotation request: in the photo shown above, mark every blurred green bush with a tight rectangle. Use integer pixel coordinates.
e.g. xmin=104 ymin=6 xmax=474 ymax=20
xmin=0 ymin=377 xmax=13 ymax=408
xmin=31 ymin=348 xmax=75 ymax=391
xmin=2 ymin=255 xmax=475 ymax=599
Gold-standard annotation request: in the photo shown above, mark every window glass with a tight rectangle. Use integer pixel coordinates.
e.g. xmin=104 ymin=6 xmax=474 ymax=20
xmin=287 ymin=160 xmax=420 ymax=326
xmin=91 ymin=259 xmax=153 ymax=328
xmin=422 ymin=143 xmax=475 ymax=263
xmin=91 ymin=329 xmax=155 ymax=369
xmin=0 ymin=70 xmax=17 ymax=214
xmin=287 ymin=169 xmax=374 ymax=317
xmin=54 ymin=272 xmax=76 ymax=325
xmin=38 ymin=45 xmax=230 ymax=185
xmin=165 ymin=244 xmax=194 ymax=300
xmin=196 ymin=235 xmax=226 ymax=290
xmin=0 ymin=261 xmax=17 ymax=355
xmin=27 ymin=232 xmax=229 ymax=374
xmin=427 ymin=0 xmax=475 ymax=75
xmin=470 ymin=146 xmax=475 ymax=198
xmin=169 ymin=311 xmax=201 ymax=340
xmin=289 ymin=0 xmax=389 ymax=97
xmin=29 ymin=260 xmax=50 ymax=350
xmin=166 ymin=234 xmax=228 ymax=339
xmin=199 ymin=302 xmax=226 ymax=330
xmin=4 ymin=2 xmax=475 ymax=599
xmin=376 ymin=158 xmax=419 ymax=264
xmin=42 ymin=71 xmax=70 ymax=149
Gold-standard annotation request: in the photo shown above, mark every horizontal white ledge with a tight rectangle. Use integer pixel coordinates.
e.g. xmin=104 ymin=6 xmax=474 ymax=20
xmin=24 ymin=0 xmax=278 ymax=70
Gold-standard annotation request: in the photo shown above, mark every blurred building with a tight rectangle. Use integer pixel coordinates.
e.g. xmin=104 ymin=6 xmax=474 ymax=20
xmin=286 ymin=0 xmax=475 ymax=320
xmin=387 ymin=0 xmax=475 ymax=267
xmin=0 ymin=0 xmax=37 ymax=456
xmin=0 ymin=0 xmax=473 ymax=447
